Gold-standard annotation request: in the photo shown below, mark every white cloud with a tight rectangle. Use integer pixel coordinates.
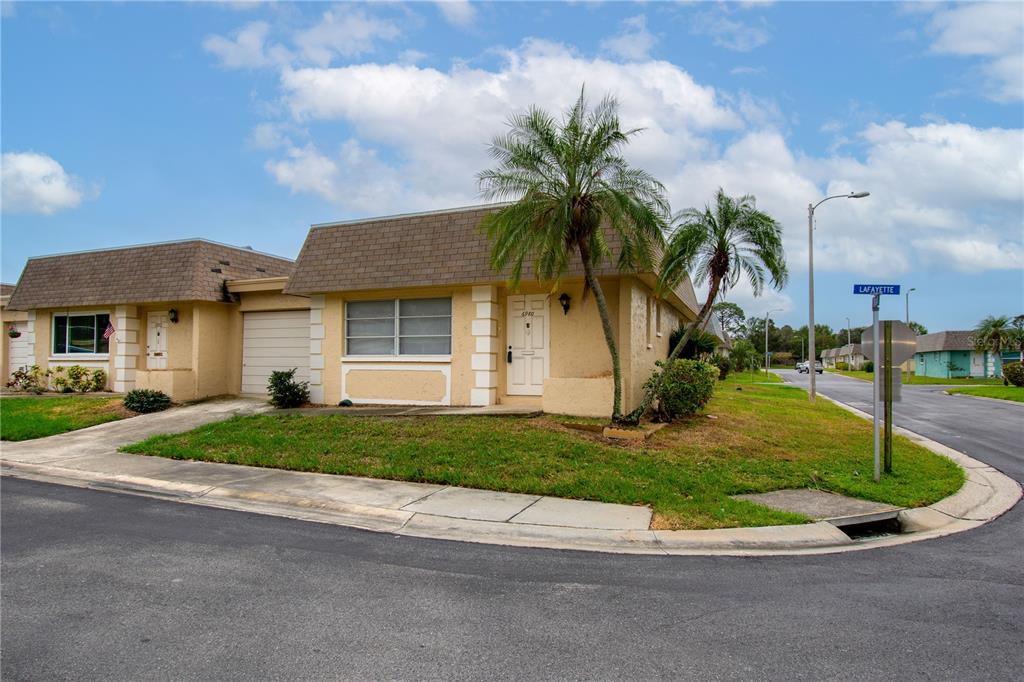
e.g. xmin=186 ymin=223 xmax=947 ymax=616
xmin=436 ymin=1 xmax=476 ymax=28
xmin=926 ymin=2 xmax=1024 ymax=101
xmin=691 ymin=6 xmax=770 ymax=52
xmin=203 ymin=21 xmax=291 ymax=69
xmin=912 ymin=234 xmax=1024 ymax=272
xmin=1 ymin=152 xmax=88 ymax=215
xmin=294 ymin=7 xmax=400 ymax=66
xmin=276 ymin=38 xmax=742 ymax=204
xmin=600 ymin=14 xmax=657 ymax=61
xmin=730 ymin=65 xmax=765 ymax=76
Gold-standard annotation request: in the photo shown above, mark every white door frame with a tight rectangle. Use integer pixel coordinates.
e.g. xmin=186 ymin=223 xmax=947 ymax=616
xmin=147 ymin=312 xmax=169 ymax=370
xmin=505 ymin=293 xmax=550 ymax=396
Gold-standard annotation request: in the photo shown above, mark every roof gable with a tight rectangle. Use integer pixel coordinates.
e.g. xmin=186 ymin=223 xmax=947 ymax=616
xmin=7 ymin=240 xmax=294 ymax=310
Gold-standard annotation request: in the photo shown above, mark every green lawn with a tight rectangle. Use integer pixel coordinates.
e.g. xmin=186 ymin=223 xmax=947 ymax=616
xmin=123 ymin=378 xmax=962 ymax=530
xmin=947 ymin=386 xmax=1024 ymax=403
xmin=826 ymin=369 xmax=1006 ymax=385
xmin=1 ymin=396 xmax=131 ymax=441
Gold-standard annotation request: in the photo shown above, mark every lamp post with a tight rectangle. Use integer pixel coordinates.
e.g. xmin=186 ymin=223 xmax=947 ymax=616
xmin=808 ymin=191 xmax=870 ymax=402
xmin=845 ymin=316 xmax=852 ymax=345
xmin=765 ymin=308 xmax=781 ymax=375
xmin=905 ymin=287 xmax=916 ymax=323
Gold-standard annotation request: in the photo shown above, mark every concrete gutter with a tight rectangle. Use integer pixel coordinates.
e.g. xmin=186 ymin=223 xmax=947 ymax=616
xmin=1 ymin=399 xmax=1019 ymax=556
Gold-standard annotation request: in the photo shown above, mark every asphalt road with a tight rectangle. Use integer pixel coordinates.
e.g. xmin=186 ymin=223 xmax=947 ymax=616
xmin=3 ymin=375 xmax=1022 ymax=681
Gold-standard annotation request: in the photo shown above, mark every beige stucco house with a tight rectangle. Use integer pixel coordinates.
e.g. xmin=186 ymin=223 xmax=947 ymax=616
xmin=6 ymin=205 xmax=704 ymax=417
xmin=5 ymin=240 xmax=295 ymax=400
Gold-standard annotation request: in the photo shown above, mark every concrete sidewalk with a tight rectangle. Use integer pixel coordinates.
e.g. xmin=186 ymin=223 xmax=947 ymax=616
xmin=2 ymin=398 xmax=1019 ymax=555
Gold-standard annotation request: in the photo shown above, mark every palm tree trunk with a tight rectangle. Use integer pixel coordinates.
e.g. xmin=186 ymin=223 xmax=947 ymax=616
xmin=578 ymin=243 xmax=623 ymax=420
xmin=622 ymin=276 xmax=722 ymax=424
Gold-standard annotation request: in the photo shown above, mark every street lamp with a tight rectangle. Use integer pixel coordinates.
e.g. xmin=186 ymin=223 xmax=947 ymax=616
xmin=905 ymin=287 xmax=916 ymax=324
xmin=807 ymin=190 xmax=870 ymax=402
xmin=845 ymin=316 xmax=852 ymax=346
xmin=765 ymin=308 xmax=782 ymax=374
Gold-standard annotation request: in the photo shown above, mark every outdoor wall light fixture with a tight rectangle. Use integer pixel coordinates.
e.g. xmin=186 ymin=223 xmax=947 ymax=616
xmin=168 ymin=308 xmax=179 ymax=324
xmin=558 ymin=293 xmax=571 ymax=315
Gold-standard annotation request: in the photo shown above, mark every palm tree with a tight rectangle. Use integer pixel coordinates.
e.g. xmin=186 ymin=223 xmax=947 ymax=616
xmin=974 ymin=315 xmax=1012 ymax=376
xmin=1010 ymin=315 xmax=1024 ymax=362
xmin=478 ymin=89 xmax=670 ymax=420
xmin=625 ymin=188 xmax=787 ymax=423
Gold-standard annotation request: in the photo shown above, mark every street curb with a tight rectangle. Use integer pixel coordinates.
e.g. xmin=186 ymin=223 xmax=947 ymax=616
xmin=814 ymin=393 xmax=1021 ymax=535
xmin=2 ymin=384 xmax=1018 ymax=556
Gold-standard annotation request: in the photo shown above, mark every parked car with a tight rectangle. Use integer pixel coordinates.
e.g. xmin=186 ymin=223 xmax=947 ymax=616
xmin=798 ymin=361 xmax=823 ymax=374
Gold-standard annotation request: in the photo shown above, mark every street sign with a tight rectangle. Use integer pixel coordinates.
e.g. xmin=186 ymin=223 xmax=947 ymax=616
xmin=853 ymin=284 xmax=901 ymax=295
xmin=862 ymin=320 xmax=917 ymax=365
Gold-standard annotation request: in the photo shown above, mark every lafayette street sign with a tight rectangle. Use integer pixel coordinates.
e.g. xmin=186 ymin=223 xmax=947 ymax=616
xmin=853 ymin=284 xmax=901 ymax=295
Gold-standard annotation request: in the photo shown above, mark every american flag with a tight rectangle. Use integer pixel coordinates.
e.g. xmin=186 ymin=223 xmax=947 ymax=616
xmin=103 ymin=321 xmax=116 ymax=339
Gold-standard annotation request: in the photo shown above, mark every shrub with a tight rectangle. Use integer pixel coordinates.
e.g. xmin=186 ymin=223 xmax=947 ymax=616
xmin=644 ymin=359 xmax=718 ymax=422
xmin=1003 ymin=361 xmax=1024 ymax=387
xmin=669 ymin=327 xmax=718 ymax=359
xmin=124 ymin=389 xmax=171 ymax=413
xmin=267 ymin=368 xmax=310 ymax=408
xmin=835 ymin=361 xmax=849 ymax=371
xmin=89 ymin=369 xmax=107 ymax=392
xmin=65 ymin=365 xmax=91 ymax=392
xmin=710 ymin=353 xmax=730 ymax=380
xmin=6 ymin=365 xmax=49 ymax=394
xmin=863 ymin=361 xmax=874 ymax=373
xmin=51 ymin=366 xmax=72 ymax=393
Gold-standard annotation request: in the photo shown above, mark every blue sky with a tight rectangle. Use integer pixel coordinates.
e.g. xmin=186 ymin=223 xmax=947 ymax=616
xmin=2 ymin=0 xmax=1022 ymax=334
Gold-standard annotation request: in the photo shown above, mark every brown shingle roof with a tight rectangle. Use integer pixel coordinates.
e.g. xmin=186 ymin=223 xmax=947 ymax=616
xmin=0 ymin=283 xmax=14 ymax=297
xmin=7 ymin=240 xmax=294 ymax=310
xmin=285 ymin=204 xmax=697 ymax=315
xmin=915 ymin=331 xmax=975 ymax=353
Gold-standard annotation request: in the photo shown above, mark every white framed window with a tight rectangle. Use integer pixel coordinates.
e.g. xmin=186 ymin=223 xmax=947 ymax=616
xmin=346 ymin=298 xmax=452 ymax=356
xmin=645 ymin=296 xmax=653 ymax=347
xmin=656 ymin=301 xmax=663 ymax=337
xmin=52 ymin=312 xmax=111 ymax=355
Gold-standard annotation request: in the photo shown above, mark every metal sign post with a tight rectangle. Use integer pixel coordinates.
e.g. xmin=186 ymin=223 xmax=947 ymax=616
xmin=853 ymin=284 xmax=902 ymax=482
xmin=871 ymin=296 xmax=881 ymax=482
xmin=862 ymin=318 xmax=916 ymax=477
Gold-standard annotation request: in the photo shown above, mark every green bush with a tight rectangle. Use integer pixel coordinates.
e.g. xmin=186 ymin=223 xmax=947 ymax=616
xmin=1003 ymin=361 xmax=1024 ymax=387
xmin=644 ymin=359 xmax=718 ymax=422
xmin=835 ymin=361 xmax=849 ymax=371
xmin=863 ymin=361 xmax=874 ymax=373
xmin=711 ymin=353 xmax=730 ymax=380
xmin=65 ymin=365 xmax=91 ymax=392
xmin=124 ymin=389 xmax=172 ymax=413
xmin=267 ymin=368 xmax=310 ymax=408
xmin=89 ymin=369 xmax=107 ymax=392
xmin=5 ymin=365 xmax=49 ymax=394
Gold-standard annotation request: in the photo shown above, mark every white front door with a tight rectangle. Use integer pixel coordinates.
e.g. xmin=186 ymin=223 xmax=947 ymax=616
xmin=970 ymin=351 xmax=985 ymax=377
xmin=7 ymin=322 xmax=32 ymax=378
xmin=506 ymin=294 xmax=549 ymax=395
xmin=147 ymin=313 xmax=168 ymax=370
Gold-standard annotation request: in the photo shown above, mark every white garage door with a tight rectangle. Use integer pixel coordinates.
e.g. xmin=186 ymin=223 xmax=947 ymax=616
xmin=7 ymin=322 xmax=33 ymax=379
xmin=242 ymin=310 xmax=310 ymax=395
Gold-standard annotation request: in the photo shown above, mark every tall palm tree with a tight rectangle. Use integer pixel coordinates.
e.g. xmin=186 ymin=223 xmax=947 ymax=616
xmin=625 ymin=188 xmax=787 ymax=423
xmin=1010 ymin=315 xmax=1024 ymax=362
xmin=974 ymin=315 xmax=1012 ymax=376
xmin=478 ymin=89 xmax=670 ymax=420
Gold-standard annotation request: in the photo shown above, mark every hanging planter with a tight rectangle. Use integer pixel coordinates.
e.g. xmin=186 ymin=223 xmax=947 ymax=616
xmin=7 ymin=326 xmax=21 ymax=339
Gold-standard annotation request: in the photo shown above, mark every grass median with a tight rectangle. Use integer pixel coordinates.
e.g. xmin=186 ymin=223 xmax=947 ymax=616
xmin=826 ymin=369 xmax=1005 ymax=385
xmin=947 ymin=386 xmax=1024 ymax=403
xmin=1 ymin=395 xmax=131 ymax=441
xmin=122 ymin=376 xmax=963 ymax=530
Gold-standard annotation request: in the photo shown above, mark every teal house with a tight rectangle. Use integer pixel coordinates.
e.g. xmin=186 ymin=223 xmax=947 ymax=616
xmin=915 ymin=331 xmax=1014 ymax=378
